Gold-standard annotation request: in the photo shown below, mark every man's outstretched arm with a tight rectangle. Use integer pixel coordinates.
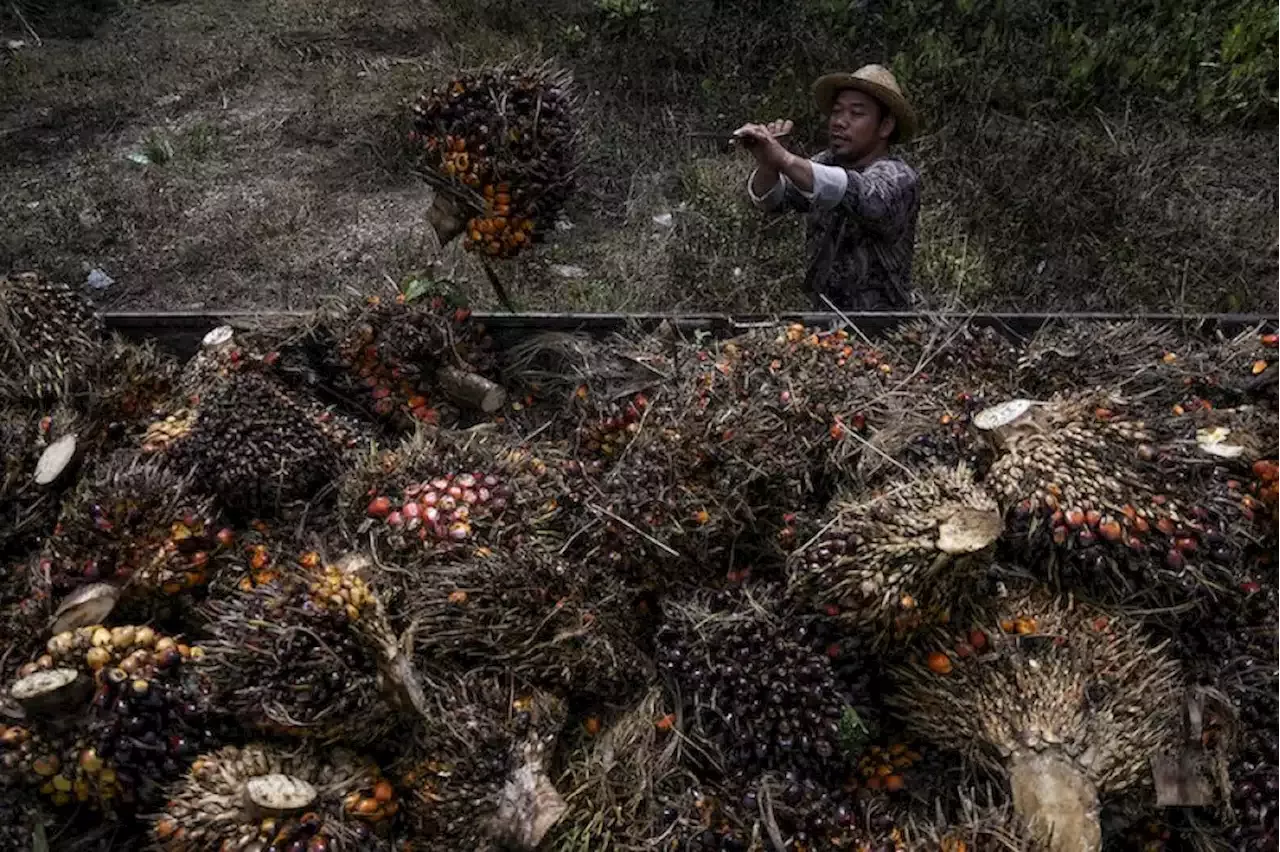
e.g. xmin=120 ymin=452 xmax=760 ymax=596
xmin=738 ymin=120 xmax=844 ymax=212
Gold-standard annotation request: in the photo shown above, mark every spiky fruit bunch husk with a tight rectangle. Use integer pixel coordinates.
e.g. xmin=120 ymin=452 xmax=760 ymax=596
xmin=547 ymin=686 xmax=683 ymax=850
xmin=200 ymin=554 xmax=420 ymax=747
xmin=882 ymin=319 xmax=1022 ymax=402
xmin=42 ymin=453 xmax=229 ymax=617
xmin=313 ymin=294 xmax=498 ymax=428
xmin=497 ymin=329 xmax=670 ymax=433
xmin=396 ymin=675 xmax=567 ymax=851
xmin=0 ymin=272 xmax=101 ymax=405
xmin=1 ymin=624 xmax=210 ymax=814
xmin=341 ymin=428 xmax=567 ymax=555
xmin=902 ymin=787 xmax=1042 ymax=852
xmin=1014 ymin=321 xmax=1181 ymax=403
xmin=981 ymin=395 xmax=1267 ymax=605
xmin=97 ymin=336 xmax=182 ymax=433
xmin=411 ymin=63 xmax=577 ymax=258
xmin=167 ymin=369 xmax=370 ymax=517
xmin=1145 ymin=328 xmax=1279 ymax=415
xmin=0 ymin=555 xmax=52 ymax=684
xmin=652 ymin=774 xmax=904 ymax=852
xmin=0 ymin=402 xmax=83 ymax=556
xmin=891 ymin=586 xmax=1184 ymax=851
xmin=655 ymin=586 xmax=867 ymax=783
xmin=660 ymin=324 xmax=936 ymax=494
xmin=788 ymin=463 xmax=1003 ymax=645
xmin=554 ymin=423 xmax=766 ymax=587
xmin=149 ymin=742 xmax=396 ymax=851
xmin=402 ymin=546 xmax=649 ymax=701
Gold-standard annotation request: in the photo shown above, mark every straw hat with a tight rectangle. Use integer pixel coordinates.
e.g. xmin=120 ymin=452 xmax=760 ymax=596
xmin=812 ymin=64 xmax=918 ymax=142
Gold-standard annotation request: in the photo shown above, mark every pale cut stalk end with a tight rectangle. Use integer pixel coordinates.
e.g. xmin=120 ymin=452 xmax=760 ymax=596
xmin=1008 ymin=751 xmax=1102 ymax=852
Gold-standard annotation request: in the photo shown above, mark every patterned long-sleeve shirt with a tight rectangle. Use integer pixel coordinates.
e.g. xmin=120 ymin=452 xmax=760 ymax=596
xmin=747 ymin=152 xmax=921 ymax=312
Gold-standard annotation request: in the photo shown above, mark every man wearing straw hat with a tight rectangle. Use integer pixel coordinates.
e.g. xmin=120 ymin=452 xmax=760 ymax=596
xmin=736 ymin=64 xmax=921 ymax=312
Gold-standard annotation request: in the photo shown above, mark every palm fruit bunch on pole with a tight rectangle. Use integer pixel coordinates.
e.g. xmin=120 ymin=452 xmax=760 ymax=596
xmin=394 ymin=675 xmax=567 ymax=851
xmin=148 ymin=742 xmax=398 ymax=851
xmin=788 ymin=463 xmax=1003 ymax=646
xmin=974 ymin=394 xmax=1273 ymax=606
xmin=340 ymin=428 xmax=566 ymax=557
xmin=0 ymin=271 xmax=102 ymax=406
xmin=0 ymin=623 xmax=211 ymax=814
xmin=411 ymin=62 xmax=578 ymax=258
xmin=317 ymin=294 xmax=503 ymax=428
xmin=200 ymin=552 xmax=427 ymax=746
xmin=654 ymin=585 xmax=869 ymax=785
xmin=400 ymin=546 xmax=649 ymax=701
xmin=890 ymin=585 xmax=1185 ymax=852
xmin=39 ymin=452 xmax=230 ymax=624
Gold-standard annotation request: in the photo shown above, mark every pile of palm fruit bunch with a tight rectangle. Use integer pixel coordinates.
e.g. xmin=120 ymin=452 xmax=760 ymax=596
xmin=3 ymin=270 xmax=1278 ymax=851
xmin=410 ymin=62 xmax=578 ymax=258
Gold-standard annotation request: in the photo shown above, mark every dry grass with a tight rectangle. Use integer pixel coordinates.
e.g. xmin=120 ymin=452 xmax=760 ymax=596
xmin=0 ymin=0 xmax=458 ymax=310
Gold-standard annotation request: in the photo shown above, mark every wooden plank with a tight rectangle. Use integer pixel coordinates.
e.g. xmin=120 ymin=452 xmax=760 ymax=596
xmin=100 ymin=310 xmax=1277 ymax=359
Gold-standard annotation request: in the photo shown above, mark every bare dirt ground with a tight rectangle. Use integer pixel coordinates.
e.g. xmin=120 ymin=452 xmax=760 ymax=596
xmin=1 ymin=0 xmax=464 ymax=311
xmin=2 ymin=1 xmax=1276 ymax=317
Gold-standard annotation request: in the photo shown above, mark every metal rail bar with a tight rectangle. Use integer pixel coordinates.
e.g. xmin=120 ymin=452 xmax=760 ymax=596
xmin=100 ymin=310 xmax=1276 ymax=358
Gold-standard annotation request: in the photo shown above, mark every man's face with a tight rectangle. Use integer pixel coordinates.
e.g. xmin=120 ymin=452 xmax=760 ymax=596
xmin=827 ymin=88 xmax=894 ymax=162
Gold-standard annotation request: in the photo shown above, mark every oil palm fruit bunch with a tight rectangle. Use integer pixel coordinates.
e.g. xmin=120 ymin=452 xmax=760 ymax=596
xmin=1249 ymin=455 xmax=1280 ymax=521
xmin=556 ymin=420 xmax=750 ymax=586
xmin=654 ymin=775 xmax=899 ymax=852
xmin=396 ymin=675 xmax=567 ymax=850
xmin=975 ymin=394 xmax=1267 ymax=605
xmin=1171 ymin=579 xmax=1278 ymax=851
xmin=341 ymin=428 xmax=566 ymax=556
xmin=200 ymin=552 xmax=424 ymax=746
xmin=165 ymin=367 xmax=371 ymax=518
xmin=655 ymin=585 xmax=867 ymax=783
xmin=883 ymin=318 xmax=1022 ymax=402
xmin=498 ymin=328 xmax=669 ymax=441
xmin=890 ymin=584 xmax=1185 ymax=852
xmin=669 ymin=324 xmax=926 ymax=495
xmin=411 ymin=63 xmax=578 ymax=259
xmin=1 ymin=623 xmax=211 ymax=814
xmin=41 ymin=452 xmax=229 ymax=622
xmin=402 ymin=546 xmax=648 ymax=700
xmin=149 ymin=742 xmax=397 ymax=851
xmin=1015 ymin=320 xmax=1180 ymax=402
xmin=97 ymin=335 xmax=182 ymax=435
xmin=902 ymin=787 xmax=1041 ymax=852
xmin=0 ymin=271 xmax=102 ymax=405
xmin=1225 ymin=688 xmax=1279 ymax=850
xmin=788 ymin=463 xmax=1003 ymax=645
xmin=546 ymin=686 xmax=683 ymax=850
xmin=321 ymin=294 xmax=501 ymax=427
xmin=1 ymin=402 xmax=85 ymax=556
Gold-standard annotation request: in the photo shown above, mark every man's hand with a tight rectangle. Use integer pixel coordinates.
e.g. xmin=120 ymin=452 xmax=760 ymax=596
xmin=734 ymin=119 xmax=793 ymax=169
